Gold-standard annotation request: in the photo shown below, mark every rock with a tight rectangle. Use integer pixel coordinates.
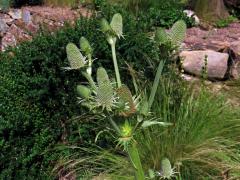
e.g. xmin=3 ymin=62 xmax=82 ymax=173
xmin=0 ymin=18 xmax=9 ymax=34
xmin=229 ymin=41 xmax=240 ymax=79
xmin=180 ymin=50 xmax=229 ymax=79
xmin=1 ymin=32 xmax=16 ymax=51
xmin=230 ymin=41 xmax=240 ymax=60
xmin=32 ymin=14 xmax=43 ymax=24
xmin=231 ymin=61 xmax=240 ymax=79
xmin=8 ymin=24 xmax=32 ymax=42
xmin=22 ymin=10 xmax=31 ymax=24
xmin=181 ymin=74 xmax=199 ymax=82
xmin=25 ymin=22 xmax=39 ymax=34
xmin=8 ymin=9 xmax=22 ymax=20
xmin=0 ymin=14 xmax=13 ymax=25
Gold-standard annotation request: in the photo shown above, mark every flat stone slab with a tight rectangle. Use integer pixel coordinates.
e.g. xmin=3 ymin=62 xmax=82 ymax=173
xmin=180 ymin=50 xmax=229 ymax=79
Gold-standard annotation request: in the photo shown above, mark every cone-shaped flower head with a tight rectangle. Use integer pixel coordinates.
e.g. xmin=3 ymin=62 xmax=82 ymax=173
xmin=110 ymin=13 xmax=123 ymax=38
xmin=80 ymin=37 xmax=92 ymax=55
xmin=66 ymin=43 xmax=86 ymax=69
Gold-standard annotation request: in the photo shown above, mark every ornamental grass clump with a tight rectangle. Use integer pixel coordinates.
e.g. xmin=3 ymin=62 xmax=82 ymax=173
xmin=135 ymin=76 xmax=240 ymax=179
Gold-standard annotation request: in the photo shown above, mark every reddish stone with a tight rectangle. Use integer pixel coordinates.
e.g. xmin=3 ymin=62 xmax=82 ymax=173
xmin=25 ymin=22 xmax=39 ymax=34
xmin=1 ymin=32 xmax=16 ymax=51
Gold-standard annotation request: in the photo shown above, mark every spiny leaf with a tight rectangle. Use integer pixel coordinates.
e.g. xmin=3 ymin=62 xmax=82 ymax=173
xmin=141 ymin=121 xmax=172 ymax=128
xmin=169 ymin=20 xmax=186 ymax=47
xmin=97 ymin=67 xmax=111 ymax=86
xmin=96 ymin=67 xmax=114 ymax=111
xmin=116 ymin=85 xmax=136 ymax=117
xmin=139 ymin=97 xmax=149 ymax=116
xmin=80 ymin=37 xmax=92 ymax=55
xmin=110 ymin=13 xmax=123 ymax=38
xmin=66 ymin=43 xmax=86 ymax=69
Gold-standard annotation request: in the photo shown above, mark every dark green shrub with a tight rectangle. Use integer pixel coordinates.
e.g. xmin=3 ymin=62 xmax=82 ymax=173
xmin=0 ymin=6 xmax=166 ymax=178
xmin=0 ymin=0 xmax=11 ymax=12
xmin=106 ymin=0 xmax=195 ymax=28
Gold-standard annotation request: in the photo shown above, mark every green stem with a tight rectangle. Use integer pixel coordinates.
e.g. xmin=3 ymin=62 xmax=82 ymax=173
xmin=128 ymin=142 xmax=145 ymax=180
xmin=111 ymin=43 xmax=122 ymax=88
xmin=148 ymin=60 xmax=165 ymax=110
xmin=81 ymin=71 xmax=97 ymax=91
xmin=87 ymin=54 xmax=93 ymax=76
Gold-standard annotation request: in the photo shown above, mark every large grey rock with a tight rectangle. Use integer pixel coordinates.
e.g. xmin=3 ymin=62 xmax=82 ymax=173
xmin=180 ymin=50 xmax=229 ymax=79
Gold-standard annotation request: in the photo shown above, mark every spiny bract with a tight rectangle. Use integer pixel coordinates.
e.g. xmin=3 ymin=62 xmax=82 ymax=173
xmin=116 ymin=85 xmax=136 ymax=117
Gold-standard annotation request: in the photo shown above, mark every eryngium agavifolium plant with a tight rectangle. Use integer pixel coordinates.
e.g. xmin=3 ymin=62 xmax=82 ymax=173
xmin=64 ymin=13 xmax=173 ymax=179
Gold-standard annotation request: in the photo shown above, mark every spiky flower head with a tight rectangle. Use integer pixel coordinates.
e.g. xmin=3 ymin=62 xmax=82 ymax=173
xmin=96 ymin=67 xmax=115 ymax=111
xmin=118 ymin=121 xmax=134 ymax=150
xmin=159 ymin=158 xmax=176 ymax=179
xmin=100 ymin=18 xmax=112 ymax=34
xmin=155 ymin=28 xmax=170 ymax=45
xmin=76 ymin=85 xmax=91 ymax=99
xmin=110 ymin=13 xmax=123 ymax=38
xmin=100 ymin=13 xmax=123 ymax=41
xmin=80 ymin=37 xmax=92 ymax=55
xmin=169 ymin=20 xmax=186 ymax=47
xmin=66 ymin=43 xmax=86 ymax=69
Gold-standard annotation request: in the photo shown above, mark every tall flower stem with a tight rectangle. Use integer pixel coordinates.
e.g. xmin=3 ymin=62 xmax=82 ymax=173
xmin=127 ymin=142 xmax=145 ymax=180
xmin=111 ymin=43 xmax=122 ymax=88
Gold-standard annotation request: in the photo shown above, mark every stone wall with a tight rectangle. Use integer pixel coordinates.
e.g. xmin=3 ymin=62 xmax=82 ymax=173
xmin=0 ymin=6 xmax=89 ymax=51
